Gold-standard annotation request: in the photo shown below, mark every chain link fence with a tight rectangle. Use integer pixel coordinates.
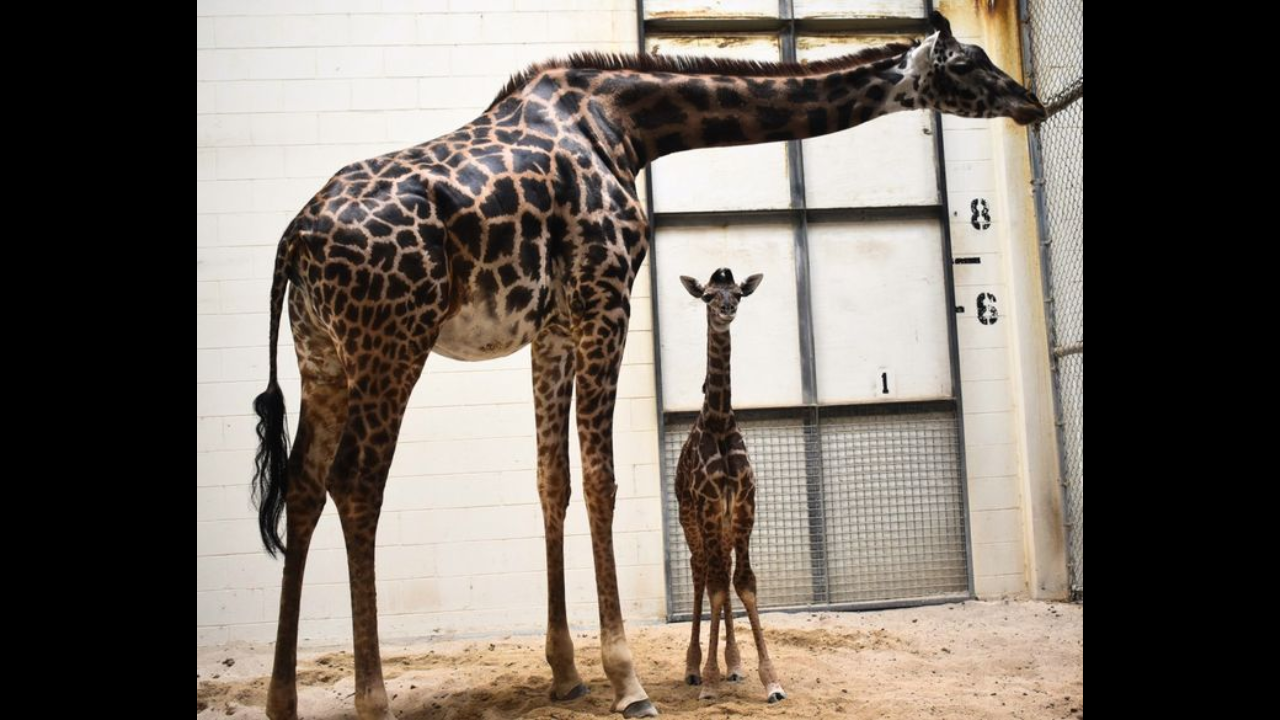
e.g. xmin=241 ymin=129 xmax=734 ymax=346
xmin=1024 ymin=0 xmax=1083 ymax=598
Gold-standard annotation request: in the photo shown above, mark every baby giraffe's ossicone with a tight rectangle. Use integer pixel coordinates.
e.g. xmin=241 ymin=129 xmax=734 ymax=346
xmin=674 ymin=268 xmax=784 ymax=704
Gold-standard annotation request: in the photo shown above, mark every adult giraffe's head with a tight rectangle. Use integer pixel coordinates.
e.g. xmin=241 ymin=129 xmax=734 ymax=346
xmin=681 ymin=268 xmax=763 ymax=331
xmin=917 ymin=11 xmax=1046 ymax=125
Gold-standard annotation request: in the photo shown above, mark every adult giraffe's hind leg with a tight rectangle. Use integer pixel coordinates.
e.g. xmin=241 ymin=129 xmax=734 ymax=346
xmin=328 ymin=352 xmax=427 ymax=720
xmin=574 ymin=314 xmax=656 ymax=718
xmin=532 ymin=317 xmax=588 ymax=701
xmin=267 ymin=289 xmax=349 ymax=720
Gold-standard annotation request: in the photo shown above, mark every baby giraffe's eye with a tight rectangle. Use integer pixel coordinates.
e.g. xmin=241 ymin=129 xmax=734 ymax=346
xmin=702 ymin=295 xmax=713 ymax=303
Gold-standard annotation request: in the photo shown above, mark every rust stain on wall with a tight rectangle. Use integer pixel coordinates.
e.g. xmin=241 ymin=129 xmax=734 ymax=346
xmin=797 ymin=35 xmax=912 ymax=53
xmin=648 ymin=35 xmax=774 ymax=54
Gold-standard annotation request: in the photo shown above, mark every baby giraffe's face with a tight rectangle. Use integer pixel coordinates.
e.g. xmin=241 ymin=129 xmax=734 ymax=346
xmin=680 ymin=268 xmax=764 ymax=331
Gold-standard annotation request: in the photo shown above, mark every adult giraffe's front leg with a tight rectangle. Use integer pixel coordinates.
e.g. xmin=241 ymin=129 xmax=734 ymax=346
xmin=532 ymin=317 xmax=587 ymax=701
xmin=574 ymin=312 xmax=657 ymax=718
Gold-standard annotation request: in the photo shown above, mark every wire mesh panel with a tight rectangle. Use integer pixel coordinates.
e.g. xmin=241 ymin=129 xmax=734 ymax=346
xmin=1025 ymin=0 xmax=1083 ymax=597
xmin=819 ymin=410 xmax=967 ymax=603
xmin=661 ymin=416 xmax=817 ymax=613
xmin=660 ymin=407 xmax=967 ymax=619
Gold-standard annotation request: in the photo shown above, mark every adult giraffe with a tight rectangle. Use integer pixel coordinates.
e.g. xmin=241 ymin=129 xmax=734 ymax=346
xmin=252 ymin=12 xmax=1043 ymax=720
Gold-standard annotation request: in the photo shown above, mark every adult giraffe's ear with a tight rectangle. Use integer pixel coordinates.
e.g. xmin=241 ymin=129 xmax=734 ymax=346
xmin=680 ymin=275 xmax=705 ymax=299
xmin=740 ymin=274 xmax=763 ymax=297
xmin=929 ymin=11 xmax=953 ymax=38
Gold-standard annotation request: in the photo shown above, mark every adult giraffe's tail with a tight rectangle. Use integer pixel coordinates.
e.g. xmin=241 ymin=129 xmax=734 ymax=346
xmin=252 ymin=230 xmax=293 ymax=558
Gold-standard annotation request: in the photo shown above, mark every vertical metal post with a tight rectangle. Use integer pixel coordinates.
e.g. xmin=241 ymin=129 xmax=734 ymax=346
xmin=779 ymin=2 xmax=818 ymax=409
xmin=635 ymin=0 xmax=682 ymax=620
xmin=780 ymin=0 xmax=828 ymax=605
xmin=923 ymin=0 xmax=975 ymax=599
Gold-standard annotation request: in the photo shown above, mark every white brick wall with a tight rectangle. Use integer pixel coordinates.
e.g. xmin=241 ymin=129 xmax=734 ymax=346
xmin=196 ymin=1 xmax=650 ymax=646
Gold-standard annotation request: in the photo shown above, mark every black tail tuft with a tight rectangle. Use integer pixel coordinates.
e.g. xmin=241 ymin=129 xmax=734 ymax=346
xmin=252 ymin=232 xmax=294 ymax=558
xmin=253 ymin=382 xmax=290 ymax=557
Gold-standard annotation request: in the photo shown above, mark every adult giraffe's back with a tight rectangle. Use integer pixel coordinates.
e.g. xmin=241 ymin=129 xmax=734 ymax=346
xmin=250 ymin=13 xmax=1044 ymax=719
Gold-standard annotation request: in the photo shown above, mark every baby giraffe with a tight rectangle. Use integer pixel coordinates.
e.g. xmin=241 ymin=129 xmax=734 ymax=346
xmin=675 ymin=268 xmax=784 ymax=704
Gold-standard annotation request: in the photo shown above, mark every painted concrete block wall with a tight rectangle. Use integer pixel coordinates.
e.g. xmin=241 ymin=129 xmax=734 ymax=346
xmin=939 ymin=0 xmax=1066 ymax=599
xmin=943 ymin=108 xmax=1027 ymax=597
xmin=196 ymin=0 xmax=660 ymax=646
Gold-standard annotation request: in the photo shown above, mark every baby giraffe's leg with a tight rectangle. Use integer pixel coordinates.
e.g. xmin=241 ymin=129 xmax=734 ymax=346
xmin=734 ymin=515 xmax=785 ymax=702
xmin=699 ymin=499 xmax=730 ymax=700
xmin=722 ymin=570 xmax=744 ymax=682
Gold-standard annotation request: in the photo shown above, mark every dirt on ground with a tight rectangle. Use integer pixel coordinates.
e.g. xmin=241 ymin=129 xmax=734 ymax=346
xmin=196 ymin=600 xmax=1082 ymax=719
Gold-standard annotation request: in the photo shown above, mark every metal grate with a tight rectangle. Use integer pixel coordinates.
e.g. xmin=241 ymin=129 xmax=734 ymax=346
xmin=660 ymin=408 xmax=968 ymax=619
xmin=1025 ymin=0 xmax=1083 ymax=598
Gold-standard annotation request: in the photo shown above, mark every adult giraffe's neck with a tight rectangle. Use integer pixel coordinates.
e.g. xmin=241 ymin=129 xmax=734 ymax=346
xmin=609 ymin=42 xmax=926 ymax=166
xmin=702 ymin=322 xmax=733 ymax=419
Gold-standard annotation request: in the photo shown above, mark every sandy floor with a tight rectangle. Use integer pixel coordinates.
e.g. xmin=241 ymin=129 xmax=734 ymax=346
xmin=196 ymin=600 xmax=1081 ymax=719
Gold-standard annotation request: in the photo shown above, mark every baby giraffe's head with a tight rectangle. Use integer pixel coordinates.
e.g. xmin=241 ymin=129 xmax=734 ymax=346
xmin=681 ymin=268 xmax=763 ymax=331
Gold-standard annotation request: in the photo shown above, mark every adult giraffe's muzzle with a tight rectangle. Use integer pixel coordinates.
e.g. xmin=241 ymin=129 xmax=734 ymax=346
xmin=1011 ymin=91 xmax=1048 ymax=125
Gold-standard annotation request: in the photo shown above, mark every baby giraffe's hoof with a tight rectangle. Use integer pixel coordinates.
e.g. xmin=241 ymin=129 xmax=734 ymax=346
xmin=685 ymin=674 xmax=702 ymax=686
xmin=726 ymin=672 xmax=744 ymax=683
xmin=622 ymin=699 xmax=659 ymax=718
xmin=767 ymin=691 xmax=787 ymax=704
xmin=698 ymin=688 xmax=717 ymax=701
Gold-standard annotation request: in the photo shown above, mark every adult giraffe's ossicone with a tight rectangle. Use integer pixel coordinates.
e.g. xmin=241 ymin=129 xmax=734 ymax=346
xmin=250 ymin=12 xmax=1041 ymax=719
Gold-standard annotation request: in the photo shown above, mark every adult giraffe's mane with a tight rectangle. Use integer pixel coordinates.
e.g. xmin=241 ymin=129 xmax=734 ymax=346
xmin=489 ymin=42 xmax=915 ymax=110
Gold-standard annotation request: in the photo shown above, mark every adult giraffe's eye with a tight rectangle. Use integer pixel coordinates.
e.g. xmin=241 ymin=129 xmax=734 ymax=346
xmin=951 ymin=60 xmax=974 ymax=74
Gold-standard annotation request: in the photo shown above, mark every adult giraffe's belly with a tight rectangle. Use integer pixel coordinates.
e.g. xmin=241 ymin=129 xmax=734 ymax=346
xmin=431 ymin=255 xmax=563 ymax=361
xmin=432 ymin=303 xmax=536 ymax=360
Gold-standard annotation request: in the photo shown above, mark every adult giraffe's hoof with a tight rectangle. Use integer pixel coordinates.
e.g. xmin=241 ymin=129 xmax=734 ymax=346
xmin=550 ymin=683 xmax=589 ymax=701
xmin=767 ymin=691 xmax=787 ymax=703
xmin=622 ymin=698 xmax=659 ymax=717
xmin=685 ymin=673 xmax=702 ymax=686
xmin=265 ymin=683 xmax=297 ymax=720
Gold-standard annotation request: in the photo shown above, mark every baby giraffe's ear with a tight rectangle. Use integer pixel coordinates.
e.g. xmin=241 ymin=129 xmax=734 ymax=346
xmin=740 ymin=273 xmax=763 ymax=297
xmin=680 ymin=275 xmax=705 ymax=298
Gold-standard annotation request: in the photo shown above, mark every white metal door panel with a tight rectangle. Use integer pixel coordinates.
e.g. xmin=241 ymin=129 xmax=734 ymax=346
xmin=648 ymin=35 xmax=791 ymax=213
xmin=798 ymin=36 xmax=938 ymax=209
xmin=808 ymin=219 xmax=952 ymax=404
xmin=655 ymin=222 xmax=803 ymax=411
